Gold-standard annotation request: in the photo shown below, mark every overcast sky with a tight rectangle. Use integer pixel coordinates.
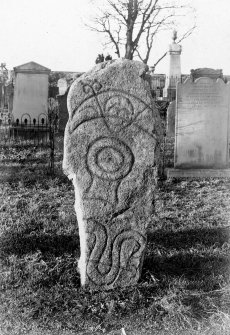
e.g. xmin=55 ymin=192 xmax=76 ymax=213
xmin=1 ymin=0 xmax=230 ymax=75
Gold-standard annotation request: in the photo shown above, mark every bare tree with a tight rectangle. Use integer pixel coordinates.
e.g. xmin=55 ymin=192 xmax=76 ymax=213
xmin=88 ymin=0 xmax=196 ymax=68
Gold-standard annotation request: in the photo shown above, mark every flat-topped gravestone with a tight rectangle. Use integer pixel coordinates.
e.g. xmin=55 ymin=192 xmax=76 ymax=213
xmin=12 ymin=61 xmax=50 ymax=124
xmin=175 ymin=77 xmax=230 ymax=169
xmin=63 ymin=59 xmax=162 ymax=290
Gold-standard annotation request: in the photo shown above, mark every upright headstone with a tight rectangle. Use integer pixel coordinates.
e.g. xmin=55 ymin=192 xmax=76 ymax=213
xmin=166 ymin=100 xmax=176 ymax=137
xmin=57 ymin=78 xmax=68 ymax=95
xmin=175 ymin=77 xmax=230 ymax=168
xmin=12 ymin=62 xmax=50 ymax=124
xmin=165 ymin=100 xmax=176 ymax=167
xmin=63 ymin=59 xmax=162 ymax=290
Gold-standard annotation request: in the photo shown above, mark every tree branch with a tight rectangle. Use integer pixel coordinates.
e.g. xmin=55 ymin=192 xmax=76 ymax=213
xmin=151 ymin=24 xmax=196 ymax=72
xmin=87 ymin=0 xmax=196 ymax=64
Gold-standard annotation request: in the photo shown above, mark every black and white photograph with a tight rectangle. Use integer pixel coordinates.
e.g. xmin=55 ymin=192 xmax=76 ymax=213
xmin=0 ymin=1 xmax=230 ymax=334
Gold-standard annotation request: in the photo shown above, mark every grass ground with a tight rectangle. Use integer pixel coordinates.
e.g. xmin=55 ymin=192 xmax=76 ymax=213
xmin=0 ymin=141 xmax=230 ymax=335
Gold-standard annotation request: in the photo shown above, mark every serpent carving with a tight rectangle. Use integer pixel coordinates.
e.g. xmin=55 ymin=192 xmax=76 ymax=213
xmin=86 ymin=220 xmax=146 ymax=286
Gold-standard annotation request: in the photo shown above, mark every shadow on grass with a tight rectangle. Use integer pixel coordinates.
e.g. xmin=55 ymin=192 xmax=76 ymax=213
xmin=143 ymin=252 xmax=229 ymax=281
xmin=147 ymin=226 xmax=230 ymax=250
xmin=0 ymin=232 xmax=80 ymax=258
xmin=142 ymin=226 xmax=230 ymax=285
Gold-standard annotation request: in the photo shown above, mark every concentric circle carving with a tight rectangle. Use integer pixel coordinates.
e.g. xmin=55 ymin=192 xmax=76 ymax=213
xmin=87 ymin=137 xmax=134 ymax=180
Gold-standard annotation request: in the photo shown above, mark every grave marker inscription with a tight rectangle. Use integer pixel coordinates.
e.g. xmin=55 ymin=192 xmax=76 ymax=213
xmin=175 ymin=77 xmax=230 ymax=168
xmin=63 ymin=59 xmax=162 ymax=290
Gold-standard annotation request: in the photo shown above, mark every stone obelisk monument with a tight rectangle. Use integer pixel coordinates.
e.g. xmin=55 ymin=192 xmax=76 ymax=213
xmin=163 ymin=30 xmax=182 ymax=101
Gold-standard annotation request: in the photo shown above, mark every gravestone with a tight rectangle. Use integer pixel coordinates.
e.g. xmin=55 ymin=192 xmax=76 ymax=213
xmin=12 ymin=61 xmax=50 ymax=124
xmin=57 ymin=78 xmax=68 ymax=95
xmin=63 ymin=59 xmax=162 ymax=290
xmin=166 ymin=100 xmax=176 ymax=137
xmin=175 ymin=77 xmax=230 ymax=169
xmin=164 ymin=100 xmax=176 ymax=168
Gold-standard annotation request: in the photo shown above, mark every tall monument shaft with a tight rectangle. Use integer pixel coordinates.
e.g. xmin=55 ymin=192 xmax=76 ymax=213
xmin=164 ymin=31 xmax=182 ymax=101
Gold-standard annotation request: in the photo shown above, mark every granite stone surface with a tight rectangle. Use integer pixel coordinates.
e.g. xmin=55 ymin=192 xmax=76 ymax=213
xmin=63 ymin=59 xmax=162 ymax=290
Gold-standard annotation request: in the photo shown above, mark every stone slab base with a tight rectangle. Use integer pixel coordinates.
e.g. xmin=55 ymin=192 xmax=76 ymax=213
xmin=166 ymin=168 xmax=230 ymax=178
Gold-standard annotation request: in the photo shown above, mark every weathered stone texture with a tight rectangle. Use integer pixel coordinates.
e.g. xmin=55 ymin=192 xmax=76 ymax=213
xmin=63 ymin=59 xmax=162 ymax=290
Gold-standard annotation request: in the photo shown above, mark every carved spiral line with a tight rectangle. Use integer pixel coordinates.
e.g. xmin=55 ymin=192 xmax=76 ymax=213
xmin=80 ymin=80 xmax=102 ymax=95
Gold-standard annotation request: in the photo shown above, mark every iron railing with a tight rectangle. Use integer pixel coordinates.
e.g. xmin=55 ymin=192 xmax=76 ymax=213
xmin=0 ymin=111 xmax=58 ymax=175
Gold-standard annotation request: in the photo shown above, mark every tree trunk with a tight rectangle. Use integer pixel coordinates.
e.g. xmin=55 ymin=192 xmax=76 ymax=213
xmin=124 ymin=0 xmax=137 ymax=60
xmin=125 ymin=42 xmax=133 ymax=59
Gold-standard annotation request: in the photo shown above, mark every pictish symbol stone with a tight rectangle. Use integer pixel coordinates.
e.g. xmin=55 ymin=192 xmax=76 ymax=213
xmin=63 ymin=59 xmax=162 ymax=290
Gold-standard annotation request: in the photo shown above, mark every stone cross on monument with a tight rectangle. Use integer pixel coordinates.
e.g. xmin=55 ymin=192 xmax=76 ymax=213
xmin=163 ymin=30 xmax=182 ymax=101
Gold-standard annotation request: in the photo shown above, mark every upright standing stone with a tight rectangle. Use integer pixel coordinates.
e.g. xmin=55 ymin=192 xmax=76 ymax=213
xmin=175 ymin=77 xmax=230 ymax=168
xmin=63 ymin=59 xmax=162 ymax=290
